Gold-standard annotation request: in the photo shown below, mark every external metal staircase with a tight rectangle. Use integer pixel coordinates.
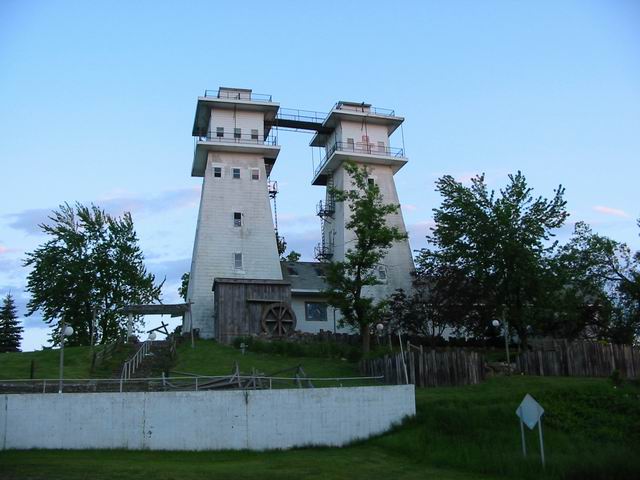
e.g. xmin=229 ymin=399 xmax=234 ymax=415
xmin=314 ymin=174 xmax=335 ymax=261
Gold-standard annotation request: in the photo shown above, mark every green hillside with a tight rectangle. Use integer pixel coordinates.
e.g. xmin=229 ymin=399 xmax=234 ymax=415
xmin=173 ymin=339 xmax=361 ymax=382
xmin=0 ymin=339 xmax=360 ymax=382
xmin=0 ymin=343 xmax=135 ymax=380
xmin=1 ymin=340 xmax=639 ymax=479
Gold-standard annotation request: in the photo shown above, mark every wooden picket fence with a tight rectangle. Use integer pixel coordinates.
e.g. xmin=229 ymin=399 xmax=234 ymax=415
xmin=517 ymin=341 xmax=640 ymax=378
xmin=360 ymin=349 xmax=485 ymax=387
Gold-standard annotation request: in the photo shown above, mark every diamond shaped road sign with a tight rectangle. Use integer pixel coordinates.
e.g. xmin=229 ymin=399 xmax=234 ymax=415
xmin=516 ymin=394 xmax=544 ymax=430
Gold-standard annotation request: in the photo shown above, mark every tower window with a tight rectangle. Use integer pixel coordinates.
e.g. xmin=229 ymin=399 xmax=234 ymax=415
xmin=368 ymin=178 xmax=375 ymax=187
xmin=251 ymin=168 xmax=260 ymax=180
xmin=234 ymin=128 xmax=241 ymax=139
xmin=213 ymin=166 xmax=222 ymax=178
xmin=216 ymin=127 xmax=224 ymax=138
xmin=251 ymin=129 xmax=259 ymax=141
xmin=233 ymin=168 xmax=241 ymax=179
xmin=377 ymin=265 xmax=387 ymax=282
xmin=234 ymin=253 xmax=243 ymax=270
xmin=233 ymin=212 xmax=242 ymax=227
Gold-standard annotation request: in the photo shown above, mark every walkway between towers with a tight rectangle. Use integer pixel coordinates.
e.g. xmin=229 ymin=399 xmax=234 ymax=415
xmin=266 ymin=108 xmax=331 ymax=133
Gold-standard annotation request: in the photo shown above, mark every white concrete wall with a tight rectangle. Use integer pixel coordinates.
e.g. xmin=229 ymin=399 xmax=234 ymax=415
xmin=0 ymin=386 xmax=415 ymax=451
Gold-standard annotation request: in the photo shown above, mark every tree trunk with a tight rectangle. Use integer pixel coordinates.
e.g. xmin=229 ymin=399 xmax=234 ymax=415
xmin=361 ymin=324 xmax=371 ymax=354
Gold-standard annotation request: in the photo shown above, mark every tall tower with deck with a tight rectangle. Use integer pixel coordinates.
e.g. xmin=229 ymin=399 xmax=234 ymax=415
xmin=311 ymin=102 xmax=415 ymax=299
xmin=186 ymin=87 xmax=283 ymax=338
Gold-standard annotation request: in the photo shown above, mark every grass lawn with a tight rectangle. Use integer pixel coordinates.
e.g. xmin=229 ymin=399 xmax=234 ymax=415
xmin=173 ymin=339 xmax=362 ymax=386
xmin=0 ymin=339 xmax=359 ymax=384
xmin=374 ymin=376 xmax=640 ymax=479
xmin=1 ymin=376 xmax=638 ymax=479
xmin=0 ymin=344 xmax=135 ymax=380
xmin=0 ymin=448 xmax=489 ymax=480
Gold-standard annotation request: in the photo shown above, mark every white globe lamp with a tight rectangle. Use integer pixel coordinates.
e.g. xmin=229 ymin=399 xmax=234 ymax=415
xmin=58 ymin=323 xmax=74 ymax=393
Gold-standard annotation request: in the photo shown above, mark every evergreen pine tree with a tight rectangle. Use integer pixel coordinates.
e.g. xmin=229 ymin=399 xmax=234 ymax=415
xmin=0 ymin=293 xmax=23 ymax=352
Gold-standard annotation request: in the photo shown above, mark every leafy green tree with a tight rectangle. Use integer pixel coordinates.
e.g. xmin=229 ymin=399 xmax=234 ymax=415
xmin=424 ymin=172 xmax=568 ymax=347
xmin=324 ymin=162 xmax=407 ymax=353
xmin=283 ymin=251 xmax=301 ymax=262
xmin=389 ymin=251 xmax=484 ymax=346
xmin=553 ymin=221 xmax=640 ymax=343
xmin=179 ymin=272 xmax=189 ymax=301
xmin=0 ymin=293 xmax=23 ymax=352
xmin=24 ymin=203 xmax=163 ymax=346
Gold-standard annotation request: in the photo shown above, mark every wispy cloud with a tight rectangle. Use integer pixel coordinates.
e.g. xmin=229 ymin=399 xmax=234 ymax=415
xmin=277 ymin=213 xmax=317 ymax=228
xmin=593 ymin=205 xmax=631 ymax=218
xmin=146 ymin=257 xmax=191 ymax=284
xmin=455 ymin=172 xmax=478 ymax=184
xmin=408 ymin=219 xmax=435 ymax=232
xmin=4 ymin=208 xmax=53 ymax=235
xmin=403 ymin=204 xmax=418 ymax=212
xmin=278 ymin=229 xmax=318 ymax=261
xmin=4 ymin=187 xmax=201 ymax=235
xmin=429 ymin=168 xmax=511 ymax=186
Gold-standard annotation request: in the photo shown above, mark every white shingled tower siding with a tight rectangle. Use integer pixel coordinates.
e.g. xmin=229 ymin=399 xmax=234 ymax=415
xmin=314 ymin=104 xmax=415 ymax=304
xmin=186 ymin=89 xmax=282 ymax=338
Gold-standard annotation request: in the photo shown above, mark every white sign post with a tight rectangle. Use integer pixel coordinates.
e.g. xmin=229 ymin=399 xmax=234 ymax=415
xmin=516 ymin=394 xmax=545 ymax=467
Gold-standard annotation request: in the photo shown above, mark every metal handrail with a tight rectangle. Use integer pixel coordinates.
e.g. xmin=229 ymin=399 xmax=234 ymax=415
xmin=315 ymin=141 xmax=405 ymax=175
xmin=196 ymin=132 xmax=278 ymax=146
xmin=1 ymin=375 xmax=382 ymax=383
xmin=316 ymin=199 xmax=335 ymax=217
xmin=204 ymin=90 xmax=273 ymax=102
xmin=276 ymin=108 xmax=328 ymax=124
xmin=1 ymin=374 xmax=384 ymax=394
xmin=314 ymin=241 xmax=334 ymax=261
xmin=332 ymin=103 xmax=396 ymax=117
xmin=119 ymin=341 xmax=151 ymax=390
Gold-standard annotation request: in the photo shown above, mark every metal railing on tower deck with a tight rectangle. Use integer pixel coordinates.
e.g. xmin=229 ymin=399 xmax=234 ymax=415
xmin=315 ymin=142 xmax=404 ymax=176
xmin=204 ymin=90 xmax=273 ymax=102
xmin=196 ymin=132 xmax=278 ymax=146
xmin=332 ymin=103 xmax=396 ymax=117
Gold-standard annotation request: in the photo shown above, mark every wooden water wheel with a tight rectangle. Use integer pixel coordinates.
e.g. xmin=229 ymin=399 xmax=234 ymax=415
xmin=261 ymin=303 xmax=296 ymax=337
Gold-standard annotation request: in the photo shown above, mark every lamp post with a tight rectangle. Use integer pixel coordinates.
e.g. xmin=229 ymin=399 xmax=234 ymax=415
xmin=58 ymin=322 xmax=74 ymax=393
xmin=492 ymin=313 xmax=511 ymax=373
xmin=375 ymin=323 xmax=389 ymax=350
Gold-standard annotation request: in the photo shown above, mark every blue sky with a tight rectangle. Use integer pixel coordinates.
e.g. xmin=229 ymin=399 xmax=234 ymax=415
xmin=1 ymin=0 xmax=639 ymax=351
